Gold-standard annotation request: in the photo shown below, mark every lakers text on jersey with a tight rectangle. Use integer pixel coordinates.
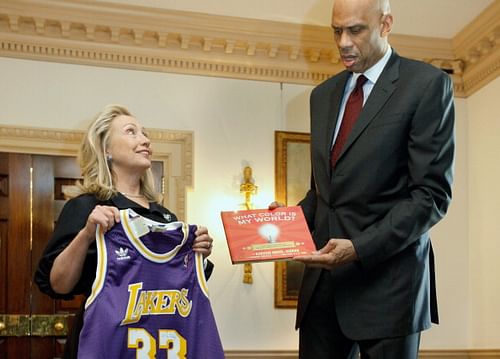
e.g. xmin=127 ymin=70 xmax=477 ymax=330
xmin=77 ymin=208 xmax=224 ymax=359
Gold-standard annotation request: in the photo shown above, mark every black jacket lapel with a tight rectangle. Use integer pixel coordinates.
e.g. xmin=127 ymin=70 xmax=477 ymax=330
xmin=325 ymin=71 xmax=350 ymax=175
xmin=336 ymin=52 xmax=400 ymax=165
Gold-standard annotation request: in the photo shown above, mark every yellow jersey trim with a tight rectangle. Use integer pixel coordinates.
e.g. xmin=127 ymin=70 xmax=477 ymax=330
xmin=195 ymin=252 xmax=210 ymax=298
xmin=85 ymin=226 xmax=108 ymax=309
xmin=121 ymin=209 xmax=189 ymax=264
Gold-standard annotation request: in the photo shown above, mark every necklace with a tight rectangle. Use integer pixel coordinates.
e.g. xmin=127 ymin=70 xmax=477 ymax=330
xmin=120 ymin=192 xmax=145 ymax=199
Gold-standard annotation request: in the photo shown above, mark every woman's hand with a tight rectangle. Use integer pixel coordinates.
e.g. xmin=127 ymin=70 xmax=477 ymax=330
xmin=81 ymin=205 xmax=121 ymax=242
xmin=192 ymin=226 xmax=213 ymax=258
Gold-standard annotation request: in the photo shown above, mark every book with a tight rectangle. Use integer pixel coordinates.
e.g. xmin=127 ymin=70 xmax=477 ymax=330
xmin=220 ymin=206 xmax=316 ymax=264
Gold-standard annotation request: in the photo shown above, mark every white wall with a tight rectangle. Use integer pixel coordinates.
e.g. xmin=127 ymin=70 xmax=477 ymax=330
xmin=421 ymin=98 xmax=470 ymax=348
xmin=467 ymin=76 xmax=500 ymax=348
xmin=1 ymin=56 xmax=497 ymax=350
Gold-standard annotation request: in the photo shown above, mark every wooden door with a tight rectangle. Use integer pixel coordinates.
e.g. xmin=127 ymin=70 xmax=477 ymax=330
xmin=31 ymin=155 xmax=83 ymax=358
xmin=0 ymin=153 xmax=32 ymax=358
xmin=0 ymin=153 xmax=82 ymax=358
xmin=0 ymin=152 xmax=163 ymax=358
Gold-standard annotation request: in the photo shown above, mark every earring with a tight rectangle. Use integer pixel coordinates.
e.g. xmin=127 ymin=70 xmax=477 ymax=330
xmin=106 ymin=153 xmax=112 ymax=162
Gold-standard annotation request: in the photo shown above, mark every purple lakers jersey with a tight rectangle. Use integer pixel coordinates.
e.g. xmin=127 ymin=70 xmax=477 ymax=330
xmin=78 ymin=209 xmax=224 ymax=358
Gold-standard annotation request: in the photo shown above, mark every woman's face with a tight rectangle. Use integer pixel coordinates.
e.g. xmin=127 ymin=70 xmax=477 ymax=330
xmin=106 ymin=115 xmax=152 ymax=174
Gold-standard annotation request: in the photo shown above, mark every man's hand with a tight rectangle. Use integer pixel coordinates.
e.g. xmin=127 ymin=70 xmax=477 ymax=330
xmin=293 ymin=238 xmax=358 ymax=270
xmin=268 ymin=201 xmax=285 ymax=210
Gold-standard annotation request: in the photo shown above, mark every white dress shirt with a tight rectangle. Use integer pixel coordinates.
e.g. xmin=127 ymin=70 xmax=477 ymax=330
xmin=332 ymin=47 xmax=393 ymax=146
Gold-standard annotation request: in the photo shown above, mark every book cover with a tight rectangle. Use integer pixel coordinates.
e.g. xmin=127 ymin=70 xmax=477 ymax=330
xmin=220 ymin=206 xmax=316 ymax=264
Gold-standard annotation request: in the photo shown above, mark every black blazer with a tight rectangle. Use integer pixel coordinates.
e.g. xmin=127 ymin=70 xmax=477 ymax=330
xmin=297 ymin=50 xmax=455 ymax=340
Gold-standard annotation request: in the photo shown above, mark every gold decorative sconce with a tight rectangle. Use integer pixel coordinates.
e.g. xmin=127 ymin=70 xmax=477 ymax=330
xmin=240 ymin=166 xmax=258 ymax=284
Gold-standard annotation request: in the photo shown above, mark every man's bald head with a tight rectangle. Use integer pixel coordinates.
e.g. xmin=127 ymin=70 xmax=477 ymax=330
xmin=333 ymin=0 xmax=391 ymax=20
xmin=331 ymin=0 xmax=393 ymax=72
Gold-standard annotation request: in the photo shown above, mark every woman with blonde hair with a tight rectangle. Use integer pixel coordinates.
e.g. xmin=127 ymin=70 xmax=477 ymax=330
xmin=35 ymin=104 xmax=215 ymax=358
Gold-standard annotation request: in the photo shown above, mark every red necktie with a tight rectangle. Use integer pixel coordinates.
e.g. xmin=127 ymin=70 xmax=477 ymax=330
xmin=331 ymin=74 xmax=367 ymax=167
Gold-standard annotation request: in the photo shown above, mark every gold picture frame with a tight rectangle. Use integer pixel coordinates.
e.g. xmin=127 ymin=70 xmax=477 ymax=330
xmin=274 ymin=130 xmax=311 ymax=308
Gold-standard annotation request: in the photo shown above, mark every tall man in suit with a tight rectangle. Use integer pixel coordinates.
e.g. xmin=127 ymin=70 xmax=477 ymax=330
xmin=272 ymin=0 xmax=455 ymax=357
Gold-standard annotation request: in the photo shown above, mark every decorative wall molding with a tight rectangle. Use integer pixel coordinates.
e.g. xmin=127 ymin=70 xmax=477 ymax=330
xmin=452 ymin=0 xmax=500 ymax=96
xmin=0 ymin=0 xmax=498 ymax=97
xmin=224 ymin=350 xmax=500 ymax=358
xmin=0 ymin=124 xmax=193 ymax=220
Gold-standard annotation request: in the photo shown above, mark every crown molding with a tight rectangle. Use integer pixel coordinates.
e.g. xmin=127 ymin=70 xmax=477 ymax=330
xmin=0 ymin=0 xmax=498 ymax=97
xmin=452 ymin=0 xmax=500 ymax=96
xmin=0 ymin=124 xmax=193 ymax=220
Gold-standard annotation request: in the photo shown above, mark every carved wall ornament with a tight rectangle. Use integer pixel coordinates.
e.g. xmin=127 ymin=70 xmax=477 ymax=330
xmin=0 ymin=0 xmax=499 ymax=97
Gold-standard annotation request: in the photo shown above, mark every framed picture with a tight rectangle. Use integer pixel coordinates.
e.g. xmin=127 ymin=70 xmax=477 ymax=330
xmin=274 ymin=130 xmax=311 ymax=308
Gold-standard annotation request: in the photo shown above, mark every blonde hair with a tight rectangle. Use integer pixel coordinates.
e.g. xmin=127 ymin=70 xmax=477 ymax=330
xmin=70 ymin=104 xmax=160 ymax=202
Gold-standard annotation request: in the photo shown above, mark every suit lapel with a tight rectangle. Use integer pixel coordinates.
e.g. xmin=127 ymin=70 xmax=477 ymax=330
xmin=325 ymin=71 xmax=350 ymax=175
xmin=335 ymin=53 xmax=400 ymax=165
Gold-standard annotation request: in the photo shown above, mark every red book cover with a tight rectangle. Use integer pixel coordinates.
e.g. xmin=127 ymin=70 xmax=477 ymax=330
xmin=220 ymin=206 xmax=316 ymax=264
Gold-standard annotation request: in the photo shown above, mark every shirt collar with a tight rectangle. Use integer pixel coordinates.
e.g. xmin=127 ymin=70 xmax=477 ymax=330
xmin=360 ymin=46 xmax=392 ymax=85
xmin=111 ymin=192 xmax=164 ymax=216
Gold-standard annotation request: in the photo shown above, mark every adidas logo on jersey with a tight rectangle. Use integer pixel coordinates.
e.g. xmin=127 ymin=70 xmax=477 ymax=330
xmin=115 ymin=247 xmax=131 ymax=261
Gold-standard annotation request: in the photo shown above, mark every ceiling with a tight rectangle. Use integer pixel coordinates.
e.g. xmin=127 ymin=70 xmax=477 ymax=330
xmin=96 ymin=0 xmax=494 ymax=39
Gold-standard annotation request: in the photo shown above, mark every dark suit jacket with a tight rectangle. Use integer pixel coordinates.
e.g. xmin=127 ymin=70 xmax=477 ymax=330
xmin=297 ymin=50 xmax=455 ymax=340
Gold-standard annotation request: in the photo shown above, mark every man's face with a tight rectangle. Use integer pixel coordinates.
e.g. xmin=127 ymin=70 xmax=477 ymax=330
xmin=331 ymin=0 xmax=392 ymax=73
